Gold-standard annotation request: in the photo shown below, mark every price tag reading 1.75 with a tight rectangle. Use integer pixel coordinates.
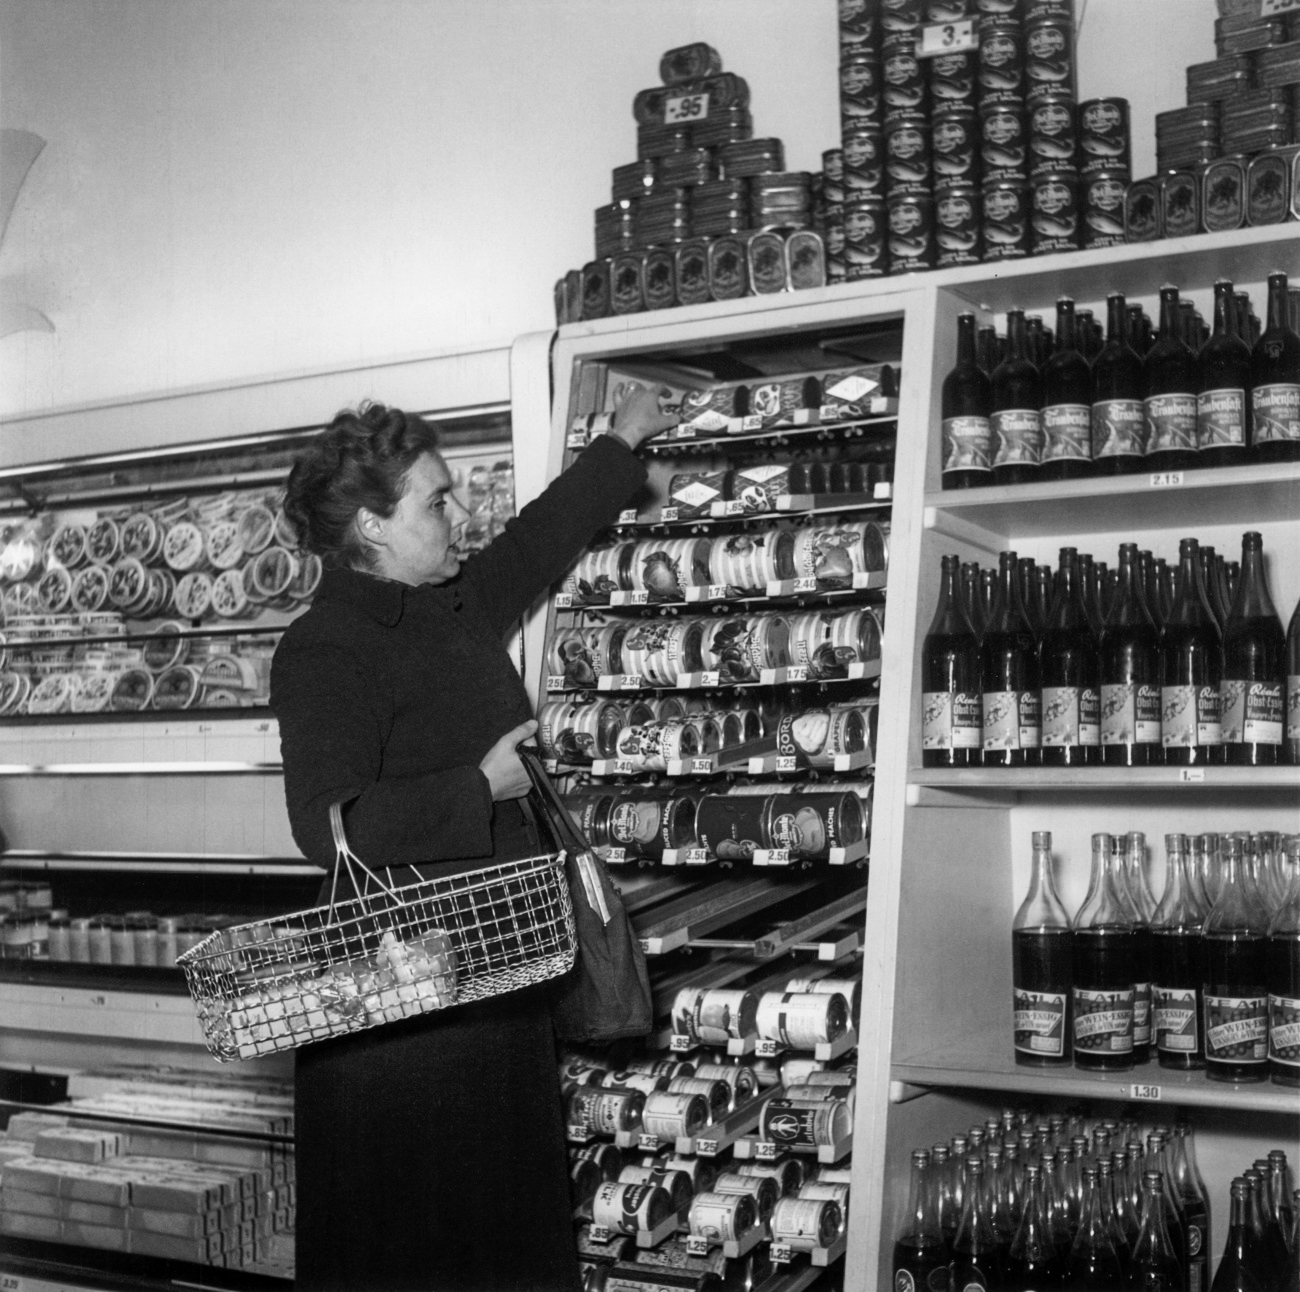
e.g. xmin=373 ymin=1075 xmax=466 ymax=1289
xmin=664 ymin=91 xmax=710 ymax=123
xmin=916 ymin=17 xmax=978 ymax=57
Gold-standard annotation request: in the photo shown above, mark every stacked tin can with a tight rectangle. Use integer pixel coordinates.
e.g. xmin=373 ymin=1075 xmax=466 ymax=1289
xmin=1131 ymin=8 xmax=1300 ymax=243
xmin=837 ymin=0 xmax=890 ymax=277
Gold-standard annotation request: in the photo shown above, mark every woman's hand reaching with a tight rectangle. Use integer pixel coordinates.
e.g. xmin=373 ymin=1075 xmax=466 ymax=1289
xmin=479 ymin=719 xmax=538 ymax=801
xmin=609 ymin=382 xmax=679 ymax=451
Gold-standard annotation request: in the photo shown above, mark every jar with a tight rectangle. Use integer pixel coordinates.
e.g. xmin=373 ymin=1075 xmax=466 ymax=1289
xmin=69 ymin=917 xmax=93 ymax=963
xmin=131 ymin=914 xmax=160 ymax=967
xmin=47 ymin=915 xmax=72 ymax=961
xmin=88 ymin=916 xmax=113 ymax=965
xmin=157 ymin=916 xmax=181 ymax=967
xmin=110 ymin=917 xmax=136 ymax=966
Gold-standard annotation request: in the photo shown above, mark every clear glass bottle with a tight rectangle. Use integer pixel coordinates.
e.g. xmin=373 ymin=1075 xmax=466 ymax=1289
xmin=1127 ymin=1169 xmax=1185 ymax=1290
xmin=1064 ymin=1164 xmax=1124 ymax=1289
xmin=893 ymin=1149 xmax=951 ymax=1290
xmin=1013 ymin=830 xmax=1073 ymax=1066
xmin=1153 ymin=833 xmax=1208 ymax=1070
xmin=1072 ymin=832 xmax=1137 ymax=1070
xmin=951 ymin=1156 xmax=1005 ymax=1290
xmin=1267 ymin=847 xmax=1300 ymax=1088
xmin=1007 ymin=1161 xmax=1066 ymax=1290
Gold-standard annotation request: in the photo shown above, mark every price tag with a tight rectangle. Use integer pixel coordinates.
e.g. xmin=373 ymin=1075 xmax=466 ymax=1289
xmin=793 ymin=577 xmax=818 ymax=595
xmin=1149 ymin=471 xmax=1184 ymax=488
xmin=771 ymin=1242 xmax=795 ymax=1264
xmin=873 ymin=481 xmax=892 ymax=500
xmin=568 ymin=1124 xmax=592 ymax=1141
xmin=544 ymin=759 xmax=559 ymax=773
xmin=698 ymin=671 xmax=720 ymax=688
xmin=673 ymin=424 xmax=697 ymax=439
xmin=612 ymin=759 xmax=637 ymax=775
xmin=555 ymin=593 xmax=574 ymax=609
xmin=546 ymin=675 xmax=566 ymax=692
xmin=766 ymin=848 xmax=792 ymax=866
xmin=721 ymin=500 xmax=746 ymax=516
xmin=661 ymin=507 xmax=680 ymax=522
xmin=686 ymin=1235 xmax=711 ymax=1257
xmin=665 ymin=91 xmax=711 ymax=124
xmin=1263 ymin=0 xmax=1300 ymax=16
xmin=757 ymin=1141 xmax=779 ymax=1161
xmin=684 ymin=848 xmax=711 ymax=865
xmin=785 ymin=665 xmax=809 ymax=683
xmin=696 ymin=1138 xmax=719 ymax=1157
xmin=613 ymin=590 xmax=650 ymax=606
xmin=917 ymin=17 xmax=978 ymax=56
xmin=2 ymin=1275 xmax=22 ymax=1291
xmin=618 ymin=509 xmax=640 ymax=525
xmin=622 ymin=674 xmax=644 ymax=690
xmin=775 ymin=756 xmax=798 ymax=773
xmin=741 ymin=415 xmax=763 ymax=432
xmin=567 ymin=431 xmax=589 ymax=449
xmin=607 ymin=848 xmax=628 ymax=864
xmin=691 ymin=758 xmax=714 ymax=775
xmin=707 ymin=584 xmax=730 ymax=601
xmin=1131 ymin=1083 xmax=1162 ymax=1101
xmin=588 ymin=1225 xmax=612 ymax=1244
xmin=639 ymin=1133 xmax=661 ymax=1151
xmin=1178 ymin=768 xmax=1206 ymax=783
xmin=671 ymin=1034 xmax=694 ymax=1052
xmin=755 ymin=1039 xmax=780 ymax=1057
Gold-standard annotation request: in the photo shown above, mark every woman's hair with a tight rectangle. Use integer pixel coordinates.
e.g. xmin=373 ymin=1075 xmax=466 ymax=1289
xmin=283 ymin=402 xmax=440 ymax=570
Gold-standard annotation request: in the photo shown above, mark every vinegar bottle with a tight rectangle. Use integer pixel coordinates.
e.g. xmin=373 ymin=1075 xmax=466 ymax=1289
xmin=1122 ymin=832 xmax=1156 ymax=1064
xmin=982 ymin=550 xmax=1042 ymax=768
xmin=922 ymin=554 xmax=983 ymax=767
xmin=1040 ymin=547 xmax=1101 ymax=766
xmin=942 ymin=312 xmax=994 ymax=490
xmin=1267 ymin=836 xmax=1300 ymax=1088
xmin=1072 ymin=832 xmax=1136 ymax=1071
xmin=1153 ymin=834 xmax=1208 ymax=1071
xmin=991 ymin=308 xmax=1044 ymax=486
xmin=1092 ymin=290 xmax=1147 ymax=476
xmin=1220 ymin=531 xmax=1285 ymax=767
xmin=1160 ymin=537 xmax=1223 ymax=766
xmin=1286 ymin=597 xmax=1300 ymax=766
xmin=1013 ymin=830 xmax=1073 ymax=1066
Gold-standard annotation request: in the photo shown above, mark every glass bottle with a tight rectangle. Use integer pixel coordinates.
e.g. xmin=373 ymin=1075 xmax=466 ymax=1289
xmin=1126 ymin=1170 xmax=1185 ymax=1289
xmin=1251 ymin=270 xmax=1300 ymax=464
xmin=1198 ymin=277 xmax=1253 ymax=469
xmin=1064 ymin=1164 xmax=1125 ymax=1289
xmin=1267 ymin=1152 xmax=1295 ymax=1253
xmin=1092 ymin=291 xmax=1147 ymax=476
xmin=1018 ymin=557 xmax=1045 ymax=639
xmin=1203 ymin=835 xmax=1270 ymax=1082
xmin=943 ymin=311 xmax=995 ymax=489
xmin=1041 ymin=296 xmax=1095 ymax=480
xmin=1097 ymin=1157 xmax=1133 ymax=1271
xmin=933 ymin=1143 xmax=960 ymax=1247
xmin=922 ymin=554 xmax=983 ymax=767
xmin=1288 ymin=1192 xmax=1300 ymax=1292
xmin=1268 ymin=837 xmax=1300 ymax=1088
xmin=1111 ymin=1151 xmax=1142 ymax=1256
xmin=894 ymin=1148 xmax=952 ymax=1290
xmin=1245 ymin=1169 xmax=1290 ymax=1288
xmin=1013 ymin=830 xmax=1073 ymax=1066
xmin=1160 ymin=537 xmax=1223 ymax=766
xmin=951 ymin=1156 xmax=1005 ymax=1290
xmin=1072 ymin=832 xmax=1136 ymax=1071
xmin=1078 ymin=553 xmax=1103 ymax=639
xmin=1145 ymin=1132 xmax=1188 ymax=1278
xmin=983 ymin=550 xmax=1042 ymax=768
xmin=1221 ymin=531 xmax=1286 ymax=766
xmin=977 ymin=324 xmax=1000 ymax=376
xmin=963 ymin=560 xmax=988 ymax=641
xmin=1040 ymin=547 xmax=1101 ymax=766
xmin=1212 ymin=1178 xmax=1266 ymax=1292
xmin=1285 ymin=596 xmax=1299 ymax=766
xmin=991 ymin=308 xmax=1044 ymax=486
xmin=1144 ymin=284 xmax=1201 ymax=473
xmin=1006 ymin=1161 xmax=1065 ymax=1290
xmin=1121 ymin=834 xmax=1155 ymax=1064
xmin=984 ymin=1143 xmax=1017 ymax=1262
xmin=1153 ymin=834 xmax=1208 ymax=1070
xmin=1171 ymin=1121 xmax=1212 ymax=1292
xmin=1200 ymin=545 xmax=1229 ymax=633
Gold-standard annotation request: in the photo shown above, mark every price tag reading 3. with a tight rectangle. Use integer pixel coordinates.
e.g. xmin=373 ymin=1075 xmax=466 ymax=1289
xmin=1131 ymin=1083 xmax=1162 ymax=1101
xmin=665 ymin=92 xmax=710 ymax=123
xmin=917 ymin=18 xmax=978 ymax=57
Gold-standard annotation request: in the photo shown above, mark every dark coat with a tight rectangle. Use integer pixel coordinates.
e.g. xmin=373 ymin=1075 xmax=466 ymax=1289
xmin=270 ymin=435 xmax=645 ymax=1292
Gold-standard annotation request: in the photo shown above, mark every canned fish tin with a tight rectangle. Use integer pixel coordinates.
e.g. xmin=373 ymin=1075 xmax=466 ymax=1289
xmin=737 ymin=1157 xmax=807 ymax=1196
xmin=935 ymin=182 xmax=982 ymax=267
xmin=713 ymin=1172 xmax=779 ymax=1221
xmin=929 ymin=49 xmax=977 ymax=105
xmin=1031 ymin=170 xmax=1081 ymax=253
xmin=688 ymin=1192 xmax=758 ymax=1242
xmin=1082 ymin=169 xmax=1128 ymax=248
xmin=887 ymin=191 xmax=934 ymax=273
xmin=694 ymin=793 xmax=766 ymax=861
xmin=786 ymin=231 xmax=826 ymax=290
xmin=797 ymin=1181 xmax=851 ymax=1229
xmin=843 ymin=197 xmax=888 ymax=279
xmin=660 ymin=43 xmax=722 ymax=84
xmin=822 ymin=148 xmax=844 ymax=182
xmin=617 ymin=1165 xmax=694 ymax=1215
xmin=882 ymin=34 xmax=926 ymax=113
xmin=1026 ymin=0 xmax=1071 ymax=18
xmin=708 ymin=236 xmax=749 ymax=300
xmin=770 ymin=1197 xmax=843 ymax=1251
xmin=1029 ymin=93 xmax=1077 ymax=175
xmin=932 ymin=107 xmax=979 ymax=184
xmin=978 ymin=22 xmax=1025 ymax=105
xmin=883 ymin=0 xmax=923 ymax=25
xmin=610 ymin=254 xmax=646 ymax=315
xmin=1160 ymin=170 xmax=1201 ymax=240
xmin=1078 ymin=97 xmax=1131 ymax=176
xmin=785 ymin=976 xmax=864 ymax=1020
xmin=842 ymin=127 xmax=884 ymax=192
xmin=667 ymin=471 xmax=728 ymax=519
xmin=642 ymin=1090 xmax=712 ymax=1140
xmin=1200 ymin=154 xmax=1247 ymax=233
xmin=580 ymin=261 xmax=611 ymax=321
xmin=643 ymin=251 xmax=677 ymax=310
xmin=982 ymin=180 xmax=1030 ymax=259
xmin=1024 ymin=17 xmax=1073 ymax=103
xmin=673 ymin=986 xmax=760 ymax=1045
xmin=570 ymin=1087 xmax=647 ymax=1136
xmin=1124 ymin=176 xmax=1162 ymax=241
xmin=692 ymin=1062 xmax=759 ymax=1109
xmin=674 ymin=241 xmax=711 ymax=307
xmin=747 ymin=232 xmax=788 ymax=295
xmin=573 ymin=1141 xmax=625 ymax=1182
xmin=839 ymin=0 xmax=880 ymax=54
xmin=592 ymin=1181 xmax=673 ymax=1235
xmin=1247 ymin=145 xmax=1300 ymax=224
xmin=981 ymin=101 xmax=1028 ymax=182
xmin=885 ymin=113 xmax=931 ymax=193
xmin=839 ymin=55 xmax=882 ymax=127
xmin=757 ymin=990 xmax=851 ymax=1046
xmin=666 ymin=1076 xmax=731 ymax=1122
xmin=760 ymin=1099 xmax=853 ymax=1149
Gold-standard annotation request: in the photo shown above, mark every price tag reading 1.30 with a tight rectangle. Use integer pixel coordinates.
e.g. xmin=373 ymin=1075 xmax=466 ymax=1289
xmin=917 ymin=17 xmax=978 ymax=57
xmin=1131 ymin=1083 xmax=1162 ymax=1101
xmin=665 ymin=92 xmax=710 ymax=124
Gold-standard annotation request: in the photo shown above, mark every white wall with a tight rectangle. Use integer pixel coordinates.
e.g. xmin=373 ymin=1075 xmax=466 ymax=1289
xmin=0 ymin=0 xmax=1216 ymax=427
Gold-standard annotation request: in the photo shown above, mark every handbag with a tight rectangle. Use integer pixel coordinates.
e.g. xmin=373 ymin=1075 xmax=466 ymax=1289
xmin=518 ymin=746 xmax=654 ymax=1043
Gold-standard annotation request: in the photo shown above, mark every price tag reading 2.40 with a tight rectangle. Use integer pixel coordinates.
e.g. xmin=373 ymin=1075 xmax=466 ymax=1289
xmin=665 ymin=92 xmax=711 ymax=124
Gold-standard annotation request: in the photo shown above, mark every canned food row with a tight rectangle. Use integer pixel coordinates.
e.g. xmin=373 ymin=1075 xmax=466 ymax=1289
xmin=560 ymin=523 xmax=890 ymax=604
xmin=672 ymin=985 xmax=855 ymax=1049
xmin=565 ymin=786 xmax=870 ymax=862
xmin=547 ymin=607 xmax=883 ymax=689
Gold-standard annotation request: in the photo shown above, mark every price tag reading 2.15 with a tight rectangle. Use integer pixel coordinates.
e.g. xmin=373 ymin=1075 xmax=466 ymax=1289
xmin=665 ymin=92 xmax=710 ymax=124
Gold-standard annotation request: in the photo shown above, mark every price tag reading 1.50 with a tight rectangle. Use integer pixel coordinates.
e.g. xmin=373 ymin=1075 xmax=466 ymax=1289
xmin=665 ymin=92 xmax=710 ymax=124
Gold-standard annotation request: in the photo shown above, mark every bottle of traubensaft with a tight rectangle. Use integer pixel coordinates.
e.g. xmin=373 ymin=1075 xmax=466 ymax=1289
xmin=1252 ymin=270 xmax=1300 ymax=463
xmin=942 ymin=312 xmax=994 ymax=490
xmin=1091 ymin=292 xmax=1147 ymax=476
xmin=1198 ymin=278 xmax=1253 ymax=469
xmin=991 ymin=308 xmax=1044 ymax=486
xmin=1145 ymin=284 xmax=1201 ymax=474
xmin=1040 ymin=296 xmax=1094 ymax=481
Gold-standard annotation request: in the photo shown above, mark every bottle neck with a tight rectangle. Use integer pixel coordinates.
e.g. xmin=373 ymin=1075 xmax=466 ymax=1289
xmin=1107 ymin=295 xmax=1127 ymax=343
xmin=1056 ymin=300 xmax=1077 ymax=351
xmin=1158 ymin=289 xmax=1181 ymax=340
xmin=956 ymin=314 xmax=978 ymax=366
xmin=1213 ymin=282 xmax=1235 ymax=339
xmin=1006 ymin=312 xmax=1028 ymax=362
xmin=1267 ymin=275 xmax=1289 ymax=332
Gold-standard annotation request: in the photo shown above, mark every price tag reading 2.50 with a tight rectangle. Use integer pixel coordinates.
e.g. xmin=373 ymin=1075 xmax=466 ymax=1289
xmin=664 ymin=92 xmax=710 ymax=124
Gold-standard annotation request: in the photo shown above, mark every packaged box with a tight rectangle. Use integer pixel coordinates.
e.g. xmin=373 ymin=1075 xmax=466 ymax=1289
xmin=58 ymin=1162 xmax=133 ymax=1207
xmin=5 ymin=1111 xmax=70 ymax=1142
xmin=34 ymin=1127 xmax=122 ymax=1163
xmin=1 ymin=1156 xmax=66 ymax=1195
xmin=128 ymin=1170 xmax=226 ymax=1214
xmin=60 ymin=1219 xmax=129 ymax=1252
xmin=0 ymin=1184 xmax=60 ymax=1218
xmin=128 ymin=1205 xmax=219 ymax=1239
xmin=63 ymin=1198 xmax=129 ymax=1227
xmin=0 ymin=1210 xmax=61 ymax=1242
xmin=130 ymin=1228 xmax=224 ymax=1264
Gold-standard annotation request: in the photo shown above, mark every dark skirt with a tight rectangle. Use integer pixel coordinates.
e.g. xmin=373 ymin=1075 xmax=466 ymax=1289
xmin=294 ymin=980 xmax=579 ymax=1292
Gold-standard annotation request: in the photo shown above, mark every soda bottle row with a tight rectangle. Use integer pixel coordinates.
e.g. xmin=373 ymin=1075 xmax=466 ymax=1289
xmin=1013 ymin=830 xmax=1300 ymax=1086
xmin=921 ymin=532 xmax=1300 ymax=768
xmin=1214 ymin=1163 xmax=1300 ymax=1292
xmin=940 ymin=272 xmax=1300 ymax=487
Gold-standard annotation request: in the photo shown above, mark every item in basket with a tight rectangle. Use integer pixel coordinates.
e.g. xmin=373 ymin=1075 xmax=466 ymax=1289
xmin=666 ymin=472 xmax=728 ymax=518
xmin=85 ymin=518 xmax=121 ymax=565
xmin=36 ymin=566 xmax=73 ymax=614
xmin=203 ymin=521 xmax=244 ymax=571
xmin=49 ymin=523 xmax=88 ymax=569
xmin=109 ymin=668 xmax=154 ymax=711
xmin=26 ymin=674 xmax=79 ymax=715
xmin=762 ymin=792 xmax=866 ymax=859
xmin=210 ymin=568 xmax=248 ymax=618
xmin=70 ymin=673 xmax=116 ymax=714
xmin=174 ymin=571 xmax=213 ymax=620
xmin=70 ymin=564 xmax=111 ymax=614
xmin=152 ymin=665 xmax=201 ymax=710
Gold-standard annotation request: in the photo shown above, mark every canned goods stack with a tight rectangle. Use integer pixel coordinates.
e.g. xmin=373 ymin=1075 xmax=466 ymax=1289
xmin=1128 ymin=5 xmax=1300 ymax=243
xmin=557 ymin=45 xmax=829 ymax=324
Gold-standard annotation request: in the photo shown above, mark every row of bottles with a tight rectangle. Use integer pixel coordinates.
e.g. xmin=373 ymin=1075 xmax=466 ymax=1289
xmin=1013 ymin=830 xmax=1300 ymax=1085
xmin=940 ymin=271 xmax=1300 ymax=487
xmin=921 ymin=532 xmax=1300 ymax=767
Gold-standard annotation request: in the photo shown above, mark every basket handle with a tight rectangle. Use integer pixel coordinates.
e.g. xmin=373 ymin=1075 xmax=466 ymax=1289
xmin=326 ymin=800 xmax=402 ymax=921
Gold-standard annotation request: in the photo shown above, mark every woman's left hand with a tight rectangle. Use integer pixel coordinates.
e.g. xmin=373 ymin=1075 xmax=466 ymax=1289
xmin=609 ymin=383 xmax=679 ymax=451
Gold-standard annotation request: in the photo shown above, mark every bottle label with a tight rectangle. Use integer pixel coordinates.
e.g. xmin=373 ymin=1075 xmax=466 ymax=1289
xmin=1196 ymin=387 xmax=1247 ymax=448
xmin=1196 ymin=684 xmax=1222 ymax=747
xmin=1041 ymin=685 xmax=1080 ymax=747
xmin=1079 ymin=685 xmax=1100 ymax=746
xmin=983 ymin=689 xmax=1030 ymax=750
xmin=1041 ymin=403 xmax=1091 ymax=463
xmin=1101 ymin=681 xmax=1162 ymax=746
xmin=1161 ymin=684 xmax=1221 ymax=748
xmin=1133 ymin=981 xmax=1152 ymax=1046
xmin=1154 ymin=985 xmax=1199 ymax=1053
xmin=1092 ymin=397 xmax=1146 ymax=459
xmin=990 ymin=408 xmax=1043 ymax=467
xmin=1252 ymin=382 xmax=1300 ymax=444
xmin=1019 ymin=689 xmax=1041 ymax=747
xmin=1144 ymin=392 xmax=1197 ymax=454
xmin=1073 ymin=986 xmax=1134 ymax=1053
xmin=942 ymin=415 xmax=992 ymax=474
xmin=1014 ymin=987 xmax=1068 ymax=1057
xmin=1290 ymin=674 xmax=1300 ymax=741
xmin=922 ymin=691 xmax=982 ymax=749
xmin=1268 ymin=993 xmax=1300 ymax=1067
xmin=1221 ymin=679 xmax=1283 ymax=746
xmin=1204 ymin=994 xmax=1268 ymax=1063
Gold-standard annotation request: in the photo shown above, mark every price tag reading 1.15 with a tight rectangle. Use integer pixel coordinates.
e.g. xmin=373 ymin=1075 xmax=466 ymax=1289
xmin=665 ymin=91 xmax=711 ymax=123
xmin=916 ymin=17 xmax=978 ymax=57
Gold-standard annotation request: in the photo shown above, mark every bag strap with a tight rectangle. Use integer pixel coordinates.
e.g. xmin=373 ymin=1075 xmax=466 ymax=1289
xmin=325 ymin=801 xmax=402 ymax=921
xmin=518 ymin=746 xmax=612 ymax=926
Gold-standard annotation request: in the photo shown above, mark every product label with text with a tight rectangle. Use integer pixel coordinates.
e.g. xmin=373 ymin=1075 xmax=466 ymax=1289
xmin=1101 ymin=681 xmax=1162 ymax=747
xmin=982 ymin=689 xmax=1040 ymax=750
xmin=1162 ymin=684 xmax=1221 ymax=749
xmin=1014 ymin=987 xmax=1068 ymax=1057
xmin=1221 ymin=679 xmax=1283 ymax=746
xmin=1073 ymin=986 xmax=1135 ymax=1054
xmin=1268 ymin=993 xmax=1300 ymax=1067
xmin=1041 ymin=403 xmax=1091 ymax=462
xmin=1145 ymin=392 xmax=1197 ymax=454
xmin=1154 ymin=985 xmax=1199 ymax=1053
xmin=1196 ymin=387 xmax=1247 ymax=448
xmin=922 ymin=691 xmax=982 ymax=749
xmin=1204 ymin=994 xmax=1268 ymax=1064
xmin=1092 ymin=398 xmax=1146 ymax=458
xmin=1041 ymin=685 xmax=1081 ymax=747
xmin=1253 ymin=383 xmax=1300 ymax=444
xmin=990 ymin=408 xmax=1043 ymax=467
xmin=942 ymin=415 xmax=992 ymax=473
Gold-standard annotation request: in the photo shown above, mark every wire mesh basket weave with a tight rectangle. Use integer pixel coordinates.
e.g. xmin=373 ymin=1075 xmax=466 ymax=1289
xmin=179 ymin=802 xmax=577 ymax=1062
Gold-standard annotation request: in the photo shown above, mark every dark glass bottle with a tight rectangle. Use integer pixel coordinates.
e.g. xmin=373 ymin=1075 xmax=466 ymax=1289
xmin=1092 ymin=291 xmax=1148 ymax=476
xmin=1101 ymin=542 xmax=1163 ymax=767
xmin=893 ymin=1149 xmax=952 ymax=1290
xmin=942 ymin=312 xmax=995 ymax=490
xmin=1126 ymin=1169 xmax=1184 ymax=1289
xmin=1221 ymin=532 xmax=1285 ymax=767
xmin=1245 ymin=1170 xmax=1290 ymax=1288
xmin=1078 ymin=553 xmax=1103 ymax=638
xmin=1013 ymin=830 xmax=1072 ymax=1066
xmin=962 ymin=561 xmax=987 ymax=640
xmin=1203 ymin=835 xmax=1270 ymax=1083
xmin=1160 ymin=538 xmax=1223 ymax=766
xmin=977 ymin=324 xmax=1000 ymax=375
xmin=1122 ymin=832 xmax=1156 ymax=1064
xmin=1019 ymin=556 xmax=1045 ymax=639
xmin=1171 ymin=1121 xmax=1212 ymax=1292
xmin=951 ymin=1156 xmax=1005 ymax=1290
xmin=1144 ymin=285 xmax=1201 ymax=473
xmin=1040 ymin=548 xmax=1101 ymax=766
xmin=1072 ymin=832 xmax=1136 ymax=1071
xmin=1251 ymin=270 xmax=1300 ymax=464
xmin=1212 ymin=1179 xmax=1266 ymax=1292
xmin=1285 ymin=597 xmax=1300 ymax=766
xmin=922 ymin=554 xmax=983 ymax=768
xmin=1153 ymin=834 xmax=1207 ymax=1070
xmin=1200 ymin=545 xmax=1229 ymax=632
xmin=983 ymin=551 xmax=1042 ymax=768
xmin=1265 ymin=1152 xmax=1294 ymax=1250
xmin=1041 ymin=296 xmax=1095 ymax=480
xmin=991 ymin=308 xmax=1044 ymax=486
xmin=1267 ymin=837 xmax=1300 ymax=1088
xmin=1007 ymin=1162 xmax=1066 ymax=1290
xmin=1064 ymin=1164 xmax=1124 ymax=1289
xmin=1198 ymin=278 xmax=1253 ymax=469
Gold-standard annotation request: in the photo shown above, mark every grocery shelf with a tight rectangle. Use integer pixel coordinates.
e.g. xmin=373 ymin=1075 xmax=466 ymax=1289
xmin=907 ymin=765 xmax=1300 ymax=803
xmin=923 ymin=462 xmax=1300 ymax=545
xmin=891 ymin=1029 xmax=1300 ymax=1115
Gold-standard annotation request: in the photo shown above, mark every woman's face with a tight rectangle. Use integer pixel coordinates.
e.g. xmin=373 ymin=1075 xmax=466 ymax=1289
xmin=365 ymin=451 xmax=471 ymax=586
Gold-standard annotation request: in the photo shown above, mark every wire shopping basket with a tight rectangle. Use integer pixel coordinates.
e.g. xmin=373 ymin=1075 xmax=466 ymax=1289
xmin=179 ymin=802 xmax=577 ymax=1062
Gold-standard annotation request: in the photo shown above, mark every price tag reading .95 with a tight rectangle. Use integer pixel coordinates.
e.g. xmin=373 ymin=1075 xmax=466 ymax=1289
xmin=664 ymin=91 xmax=710 ymax=124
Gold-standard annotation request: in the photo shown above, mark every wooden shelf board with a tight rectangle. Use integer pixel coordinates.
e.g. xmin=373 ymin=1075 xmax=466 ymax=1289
xmin=908 ymin=765 xmax=1300 ymax=793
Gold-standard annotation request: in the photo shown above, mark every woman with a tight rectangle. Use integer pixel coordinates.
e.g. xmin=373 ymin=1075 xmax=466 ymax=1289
xmin=271 ymin=388 xmax=673 ymax=1291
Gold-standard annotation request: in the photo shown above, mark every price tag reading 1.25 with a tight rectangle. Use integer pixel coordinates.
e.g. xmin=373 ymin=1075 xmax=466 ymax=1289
xmin=664 ymin=91 xmax=710 ymax=124
xmin=916 ymin=17 xmax=978 ymax=57
xmin=1131 ymin=1083 xmax=1162 ymax=1101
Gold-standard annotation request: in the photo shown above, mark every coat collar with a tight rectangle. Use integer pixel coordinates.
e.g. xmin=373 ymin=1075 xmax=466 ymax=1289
xmin=315 ymin=564 xmax=448 ymax=627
